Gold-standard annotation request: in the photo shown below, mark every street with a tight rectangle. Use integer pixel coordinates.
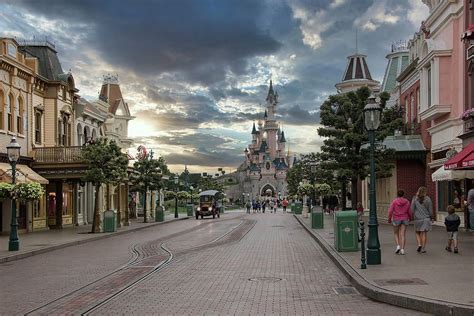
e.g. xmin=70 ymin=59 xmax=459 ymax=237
xmin=0 ymin=212 xmax=422 ymax=315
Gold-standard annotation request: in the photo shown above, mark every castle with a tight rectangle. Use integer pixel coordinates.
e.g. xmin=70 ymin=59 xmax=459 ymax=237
xmin=225 ymin=81 xmax=293 ymax=203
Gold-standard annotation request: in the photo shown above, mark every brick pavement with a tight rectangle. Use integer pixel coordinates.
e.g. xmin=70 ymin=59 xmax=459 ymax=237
xmin=296 ymin=211 xmax=474 ymax=315
xmin=91 ymin=213 xmax=423 ymax=315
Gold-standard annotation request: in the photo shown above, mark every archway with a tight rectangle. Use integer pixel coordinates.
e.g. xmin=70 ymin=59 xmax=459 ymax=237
xmin=260 ymin=184 xmax=276 ymax=197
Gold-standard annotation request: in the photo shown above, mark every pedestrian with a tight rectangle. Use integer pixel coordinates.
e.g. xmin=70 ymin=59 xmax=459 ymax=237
xmin=388 ymin=190 xmax=412 ymax=255
xmin=445 ymin=205 xmax=461 ymax=253
xmin=256 ymin=200 xmax=261 ymax=213
xmin=269 ymin=199 xmax=274 ymax=213
xmin=262 ymin=200 xmax=266 ymax=213
xmin=282 ymin=198 xmax=289 ymax=212
xmin=466 ymin=186 xmax=474 ymax=232
xmin=273 ymin=199 xmax=278 ymax=213
xmin=322 ymin=196 xmax=329 ymax=214
xmin=245 ymin=201 xmax=251 ymax=214
xmin=252 ymin=200 xmax=257 ymax=213
xmin=411 ymin=186 xmax=434 ymax=253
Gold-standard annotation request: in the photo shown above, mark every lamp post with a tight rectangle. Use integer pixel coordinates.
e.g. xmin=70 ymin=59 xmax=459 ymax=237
xmin=174 ymin=174 xmax=179 ymax=219
xmin=190 ymin=185 xmax=194 ymax=206
xmin=7 ymin=137 xmax=21 ymax=251
xmin=310 ymin=162 xmax=318 ymax=207
xmin=363 ymin=95 xmax=382 ymax=265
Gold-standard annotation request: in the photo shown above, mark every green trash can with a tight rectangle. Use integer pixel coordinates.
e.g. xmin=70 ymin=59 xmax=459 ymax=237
xmin=294 ymin=202 xmax=303 ymax=215
xmin=103 ymin=210 xmax=117 ymax=232
xmin=311 ymin=207 xmax=324 ymax=229
xmin=155 ymin=206 xmax=165 ymax=222
xmin=186 ymin=204 xmax=194 ymax=217
xmin=290 ymin=203 xmax=295 ymax=213
xmin=334 ymin=210 xmax=358 ymax=252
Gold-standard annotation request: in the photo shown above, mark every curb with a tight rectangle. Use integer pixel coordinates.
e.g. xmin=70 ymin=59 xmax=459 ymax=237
xmin=0 ymin=216 xmax=189 ymax=264
xmin=294 ymin=214 xmax=474 ymax=316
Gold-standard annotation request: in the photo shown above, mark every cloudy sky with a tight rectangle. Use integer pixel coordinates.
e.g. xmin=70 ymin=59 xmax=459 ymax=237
xmin=0 ymin=0 xmax=428 ymax=173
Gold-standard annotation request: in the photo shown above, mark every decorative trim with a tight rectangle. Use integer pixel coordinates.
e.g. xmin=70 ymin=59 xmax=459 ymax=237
xmin=419 ymin=104 xmax=451 ymax=121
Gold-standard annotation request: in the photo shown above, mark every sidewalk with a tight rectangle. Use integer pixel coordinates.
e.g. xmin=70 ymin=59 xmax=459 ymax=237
xmin=0 ymin=212 xmax=188 ymax=263
xmin=295 ymin=210 xmax=474 ymax=315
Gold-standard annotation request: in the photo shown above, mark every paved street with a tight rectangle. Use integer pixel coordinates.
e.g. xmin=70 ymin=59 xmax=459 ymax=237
xmin=0 ymin=211 xmax=422 ymax=315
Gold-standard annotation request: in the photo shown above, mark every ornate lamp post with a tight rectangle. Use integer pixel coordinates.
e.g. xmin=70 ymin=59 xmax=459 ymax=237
xmin=7 ymin=137 xmax=21 ymax=251
xmin=363 ymin=95 xmax=382 ymax=265
xmin=174 ymin=174 xmax=179 ymax=219
xmin=310 ymin=162 xmax=318 ymax=207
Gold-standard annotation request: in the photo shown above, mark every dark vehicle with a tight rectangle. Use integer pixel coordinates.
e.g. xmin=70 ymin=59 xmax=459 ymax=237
xmin=196 ymin=190 xmax=221 ymax=219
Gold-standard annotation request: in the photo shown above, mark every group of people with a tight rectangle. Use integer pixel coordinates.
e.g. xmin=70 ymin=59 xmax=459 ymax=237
xmin=245 ymin=198 xmax=289 ymax=214
xmin=387 ymin=186 xmax=461 ymax=255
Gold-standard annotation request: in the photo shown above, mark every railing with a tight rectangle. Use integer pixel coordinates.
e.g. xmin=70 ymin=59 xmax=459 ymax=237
xmin=33 ymin=146 xmax=83 ymax=163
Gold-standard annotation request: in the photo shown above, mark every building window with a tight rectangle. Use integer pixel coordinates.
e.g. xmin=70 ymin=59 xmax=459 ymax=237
xmin=58 ymin=114 xmax=71 ymax=146
xmin=17 ymin=97 xmax=23 ymax=134
xmin=0 ymin=90 xmax=4 ymax=130
xmin=62 ymin=86 xmax=67 ymax=101
xmin=35 ymin=111 xmax=42 ymax=144
xmin=427 ymin=67 xmax=432 ymax=107
xmin=7 ymin=94 xmax=13 ymax=132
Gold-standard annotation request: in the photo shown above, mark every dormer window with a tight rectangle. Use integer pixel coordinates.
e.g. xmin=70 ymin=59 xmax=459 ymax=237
xmin=7 ymin=43 xmax=17 ymax=59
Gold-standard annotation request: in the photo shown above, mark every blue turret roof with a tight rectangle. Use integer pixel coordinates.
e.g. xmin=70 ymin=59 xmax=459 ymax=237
xmin=279 ymin=131 xmax=286 ymax=143
xmin=251 ymin=122 xmax=257 ymax=134
xmin=249 ymin=164 xmax=261 ymax=172
xmin=276 ymin=158 xmax=288 ymax=170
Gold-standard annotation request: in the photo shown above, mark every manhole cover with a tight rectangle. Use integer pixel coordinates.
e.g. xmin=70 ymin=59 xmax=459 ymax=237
xmin=374 ymin=278 xmax=427 ymax=286
xmin=333 ymin=287 xmax=358 ymax=295
xmin=249 ymin=277 xmax=283 ymax=282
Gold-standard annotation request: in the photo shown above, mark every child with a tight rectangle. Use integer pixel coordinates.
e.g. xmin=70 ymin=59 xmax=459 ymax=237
xmin=445 ymin=205 xmax=461 ymax=253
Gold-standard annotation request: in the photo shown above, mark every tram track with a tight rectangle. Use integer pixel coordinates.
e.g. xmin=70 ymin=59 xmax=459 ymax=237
xmin=24 ymin=216 xmax=255 ymax=316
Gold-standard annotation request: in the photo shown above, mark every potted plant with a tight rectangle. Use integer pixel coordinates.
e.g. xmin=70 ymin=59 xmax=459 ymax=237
xmin=0 ymin=183 xmax=13 ymax=201
xmin=13 ymin=183 xmax=44 ymax=201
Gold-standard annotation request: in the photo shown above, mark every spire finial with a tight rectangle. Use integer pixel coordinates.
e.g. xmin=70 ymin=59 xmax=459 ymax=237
xmin=355 ymin=28 xmax=358 ymax=54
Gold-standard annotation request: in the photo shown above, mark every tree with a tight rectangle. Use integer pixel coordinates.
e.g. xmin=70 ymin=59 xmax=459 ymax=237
xmin=81 ymin=138 xmax=128 ymax=233
xmin=197 ymin=177 xmax=224 ymax=192
xmin=130 ymin=149 xmax=169 ymax=223
xmin=317 ymin=87 xmax=403 ymax=209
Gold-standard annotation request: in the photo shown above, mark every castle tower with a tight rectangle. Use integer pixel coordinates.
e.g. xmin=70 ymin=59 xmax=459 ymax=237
xmin=335 ymin=54 xmax=380 ymax=93
xmin=264 ymin=80 xmax=279 ymax=159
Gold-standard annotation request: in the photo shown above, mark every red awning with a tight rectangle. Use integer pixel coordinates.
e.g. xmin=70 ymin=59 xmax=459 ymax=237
xmin=462 ymin=24 xmax=474 ymax=40
xmin=445 ymin=142 xmax=474 ymax=169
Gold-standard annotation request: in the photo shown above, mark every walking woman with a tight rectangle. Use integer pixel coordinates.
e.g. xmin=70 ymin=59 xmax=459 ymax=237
xmin=411 ymin=186 xmax=434 ymax=253
xmin=388 ymin=190 xmax=412 ymax=255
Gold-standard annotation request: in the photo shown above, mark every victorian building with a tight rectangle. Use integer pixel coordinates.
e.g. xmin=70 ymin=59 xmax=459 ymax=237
xmin=335 ymin=52 xmax=380 ymax=93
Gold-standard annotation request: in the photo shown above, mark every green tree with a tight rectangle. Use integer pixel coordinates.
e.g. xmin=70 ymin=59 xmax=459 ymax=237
xmin=130 ymin=149 xmax=169 ymax=223
xmin=197 ymin=177 xmax=224 ymax=192
xmin=81 ymin=138 xmax=128 ymax=233
xmin=317 ymin=87 xmax=403 ymax=209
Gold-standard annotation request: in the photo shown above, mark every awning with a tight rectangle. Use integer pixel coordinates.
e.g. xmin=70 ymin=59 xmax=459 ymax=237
xmin=444 ymin=142 xmax=474 ymax=170
xmin=461 ymin=24 xmax=474 ymax=40
xmin=432 ymin=166 xmax=474 ymax=182
xmin=0 ymin=163 xmax=49 ymax=184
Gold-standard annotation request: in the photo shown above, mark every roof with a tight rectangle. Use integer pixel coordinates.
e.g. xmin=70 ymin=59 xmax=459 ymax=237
xmin=19 ymin=44 xmax=66 ymax=82
xmin=251 ymin=122 xmax=257 ymax=134
xmin=249 ymin=164 xmax=261 ymax=172
xmin=199 ymin=190 xmax=220 ymax=196
xmin=279 ymin=131 xmax=286 ymax=143
xmin=266 ymin=80 xmax=275 ymax=101
xmin=276 ymin=158 xmax=288 ymax=170
xmin=382 ymin=135 xmax=426 ymax=152
xmin=264 ymin=109 xmax=268 ymax=118
xmin=381 ymin=52 xmax=409 ymax=92
xmin=342 ymin=54 xmax=373 ymax=81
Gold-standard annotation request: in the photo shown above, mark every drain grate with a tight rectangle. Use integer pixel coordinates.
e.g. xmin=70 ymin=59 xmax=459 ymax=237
xmin=333 ymin=286 xmax=358 ymax=295
xmin=249 ymin=277 xmax=283 ymax=283
xmin=374 ymin=278 xmax=427 ymax=286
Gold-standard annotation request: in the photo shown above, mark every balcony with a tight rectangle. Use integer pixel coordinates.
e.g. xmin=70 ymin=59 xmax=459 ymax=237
xmin=33 ymin=146 xmax=83 ymax=164
xmin=419 ymin=104 xmax=451 ymax=121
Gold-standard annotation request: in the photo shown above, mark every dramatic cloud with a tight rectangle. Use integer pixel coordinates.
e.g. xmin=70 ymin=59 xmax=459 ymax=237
xmin=0 ymin=0 xmax=430 ymax=172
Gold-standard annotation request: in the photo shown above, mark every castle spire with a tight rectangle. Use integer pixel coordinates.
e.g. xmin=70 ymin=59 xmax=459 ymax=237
xmin=266 ymin=80 xmax=275 ymax=101
xmin=280 ymin=131 xmax=286 ymax=143
xmin=264 ymin=109 xmax=268 ymax=119
xmin=251 ymin=122 xmax=257 ymax=134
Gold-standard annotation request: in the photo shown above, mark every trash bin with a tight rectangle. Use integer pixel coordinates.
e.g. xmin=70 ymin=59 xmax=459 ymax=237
xmin=155 ymin=206 xmax=165 ymax=222
xmin=290 ymin=203 xmax=295 ymax=213
xmin=311 ymin=207 xmax=324 ymax=229
xmin=186 ymin=204 xmax=194 ymax=217
xmin=294 ymin=202 xmax=303 ymax=215
xmin=334 ymin=210 xmax=358 ymax=251
xmin=103 ymin=210 xmax=117 ymax=232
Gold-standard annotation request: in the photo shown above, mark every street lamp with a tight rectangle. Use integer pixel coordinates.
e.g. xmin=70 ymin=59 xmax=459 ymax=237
xmin=363 ymin=95 xmax=382 ymax=265
xmin=310 ymin=162 xmax=318 ymax=207
xmin=7 ymin=137 xmax=21 ymax=251
xmin=174 ymin=173 xmax=179 ymax=218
